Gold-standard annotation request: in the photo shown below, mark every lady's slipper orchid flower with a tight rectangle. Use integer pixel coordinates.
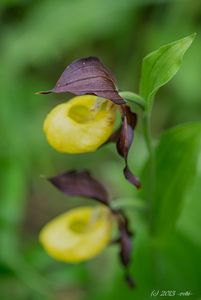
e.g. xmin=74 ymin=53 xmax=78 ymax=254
xmin=39 ymin=206 xmax=113 ymax=263
xmin=43 ymin=95 xmax=116 ymax=153
xmin=38 ymin=56 xmax=140 ymax=189
xmin=43 ymin=170 xmax=135 ymax=287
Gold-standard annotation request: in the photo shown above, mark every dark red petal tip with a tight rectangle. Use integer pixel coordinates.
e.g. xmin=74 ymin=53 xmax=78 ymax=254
xmin=124 ymin=166 xmax=141 ymax=189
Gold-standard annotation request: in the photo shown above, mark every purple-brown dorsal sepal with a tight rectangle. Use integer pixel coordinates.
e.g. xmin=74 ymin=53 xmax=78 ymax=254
xmin=38 ymin=57 xmax=125 ymax=105
xmin=48 ymin=170 xmax=109 ymax=206
xmin=116 ymin=105 xmax=141 ymax=189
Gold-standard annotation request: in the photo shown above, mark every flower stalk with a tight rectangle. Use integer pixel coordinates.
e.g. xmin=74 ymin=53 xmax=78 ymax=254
xmin=142 ymin=110 xmax=156 ymax=233
xmin=119 ymin=91 xmax=146 ymax=111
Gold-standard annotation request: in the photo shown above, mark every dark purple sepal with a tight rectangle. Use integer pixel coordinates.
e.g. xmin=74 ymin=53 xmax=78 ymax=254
xmin=48 ymin=170 xmax=109 ymax=206
xmin=38 ymin=57 xmax=125 ymax=105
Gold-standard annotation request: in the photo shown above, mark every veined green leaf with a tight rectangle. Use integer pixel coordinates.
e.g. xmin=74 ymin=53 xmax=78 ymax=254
xmin=139 ymin=33 xmax=196 ymax=111
xmin=141 ymin=122 xmax=201 ymax=236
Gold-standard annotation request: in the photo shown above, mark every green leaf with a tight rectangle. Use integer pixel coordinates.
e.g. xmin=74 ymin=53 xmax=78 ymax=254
xmin=141 ymin=122 xmax=201 ymax=236
xmin=139 ymin=33 xmax=196 ymax=111
xmin=156 ymin=231 xmax=201 ymax=293
xmin=177 ymin=173 xmax=201 ymax=248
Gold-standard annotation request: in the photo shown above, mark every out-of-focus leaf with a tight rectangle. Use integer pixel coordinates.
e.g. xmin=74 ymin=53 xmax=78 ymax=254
xmin=141 ymin=122 xmax=201 ymax=236
xmin=39 ymin=57 xmax=125 ymax=105
xmin=139 ymin=33 xmax=196 ymax=111
xmin=177 ymin=172 xmax=201 ymax=247
xmin=48 ymin=170 xmax=109 ymax=206
xmin=156 ymin=231 xmax=201 ymax=294
xmin=0 ymin=160 xmax=26 ymax=260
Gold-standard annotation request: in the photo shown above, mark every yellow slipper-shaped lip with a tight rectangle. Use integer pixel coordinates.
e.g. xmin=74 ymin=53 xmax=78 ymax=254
xmin=43 ymin=95 xmax=116 ymax=153
xmin=39 ymin=206 xmax=113 ymax=263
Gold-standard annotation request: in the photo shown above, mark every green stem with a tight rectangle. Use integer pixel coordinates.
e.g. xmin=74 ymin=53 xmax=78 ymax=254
xmin=111 ymin=197 xmax=147 ymax=211
xmin=119 ymin=91 xmax=145 ymax=111
xmin=142 ymin=111 xmax=155 ymax=233
xmin=142 ymin=111 xmax=158 ymax=288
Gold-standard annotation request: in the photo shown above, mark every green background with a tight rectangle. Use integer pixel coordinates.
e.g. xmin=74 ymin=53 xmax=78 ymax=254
xmin=0 ymin=0 xmax=201 ymax=299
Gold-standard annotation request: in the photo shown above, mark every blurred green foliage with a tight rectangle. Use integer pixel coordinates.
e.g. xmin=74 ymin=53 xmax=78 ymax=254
xmin=0 ymin=0 xmax=201 ymax=299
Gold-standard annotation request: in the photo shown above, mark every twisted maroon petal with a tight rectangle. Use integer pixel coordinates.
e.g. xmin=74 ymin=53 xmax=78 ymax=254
xmin=105 ymin=105 xmax=141 ymax=189
xmin=112 ymin=209 xmax=135 ymax=288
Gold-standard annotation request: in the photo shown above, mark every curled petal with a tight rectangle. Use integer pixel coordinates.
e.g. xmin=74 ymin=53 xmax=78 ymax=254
xmin=48 ymin=170 xmax=110 ymax=206
xmin=105 ymin=105 xmax=141 ymax=189
xmin=117 ymin=105 xmax=137 ymax=158
xmin=38 ymin=57 xmax=125 ymax=105
xmin=39 ymin=206 xmax=113 ymax=262
xmin=113 ymin=210 xmax=135 ymax=288
xmin=117 ymin=105 xmax=141 ymax=189
xmin=117 ymin=212 xmax=133 ymax=267
xmin=119 ymin=224 xmax=132 ymax=267
xmin=124 ymin=165 xmax=141 ymax=190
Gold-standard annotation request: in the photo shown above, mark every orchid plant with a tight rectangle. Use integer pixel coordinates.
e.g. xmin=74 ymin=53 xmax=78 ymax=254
xmin=38 ymin=33 xmax=196 ymax=288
